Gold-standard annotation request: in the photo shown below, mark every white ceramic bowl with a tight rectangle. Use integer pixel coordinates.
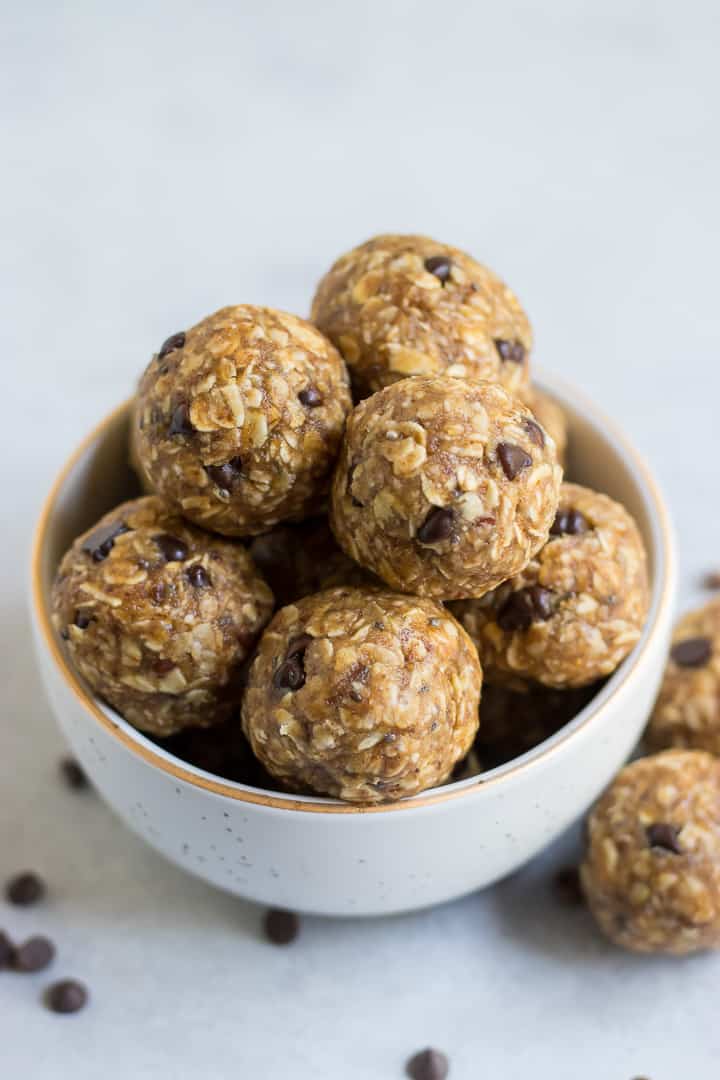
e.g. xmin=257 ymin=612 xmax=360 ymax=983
xmin=30 ymin=376 xmax=676 ymax=917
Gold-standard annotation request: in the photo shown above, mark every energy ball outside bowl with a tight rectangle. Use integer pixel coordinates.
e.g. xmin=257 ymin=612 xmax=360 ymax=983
xmin=311 ymin=233 xmax=532 ymax=401
xmin=242 ymin=587 xmax=482 ymax=804
xmin=330 ymin=376 xmax=562 ymax=601
xmin=132 ymin=306 xmax=353 ymax=537
xmin=451 ymin=483 xmax=649 ymax=689
xmin=51 ymin=496 xmax=274 ymax=737
xmin=581 ymin=750 xmax=720 ymax=954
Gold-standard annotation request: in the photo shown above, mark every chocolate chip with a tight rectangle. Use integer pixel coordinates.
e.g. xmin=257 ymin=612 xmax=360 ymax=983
xmin=551 ymin=508 xmax=590 ymax=536
xmin=671 ymin=637 xmax=712 ymax=668
xmin=406 ymin=1047 xmax=449 ymax=1080
xmin=73 ymin=610 xmax=91 ymax=630
xmin=60 ymin=628 xmax=70 ymax=640
xmin=497 ymin=442 xmax=532 ymax=480
xmin=152 ymin=658 xmax=176 ymax=675
xmin=154 ymin=534 xmax=188 ymax=562
xmin=60 ymin=757 xmax=88 ymax=790
xmin=186 ymin=564 xmax=211 ymax=588
xmin=158 ymin=331 xmax=185 ymax=359
xmin=523 ymin=417 xmax=545 ymax=447
xmin=82 ymin=521 xmax=130 ymax=563
xmin=13 ymin=936 xmax=55 ymax=973
xmin=168 ymin=402 xmax=194 ymax=437
xmin=273 ymin=635 xmax=312 ymax=692
xmin=263 ymin=908 xmax=299 ymax=945
xmin=0 ymin=931 xmax=13 ymax=969
xmin=494 ymin=339 xmax=526 ymax=365
xmin=205 ymin=457 xmax=243 ymax=493
xmin=646 ymin=823 xmax=682 ymax=853
xmin=703 ymin=571 xmax=720 ymax=590
xmin=424 ymin=255 xmax=452 ymax=283
xmin=299 ymin=386 xmax=323 ymax=407
xmin=552 ymin=866 xmax=584 ymax=906
xmin=417 ymin=507 xmax=455 ymax=545
xmin=45 ymin=979 xmax=88 ymax=1014
xmin=497 ymin=585 xmax=555 ymax=631
xmin=6 ymin=872 xmax=45 ymax=906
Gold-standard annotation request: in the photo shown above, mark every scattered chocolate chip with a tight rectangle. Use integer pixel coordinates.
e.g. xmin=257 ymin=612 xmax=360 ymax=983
xmin=13 ymin=936 xmax=55 ymax=973
xmin=158 ymin=331 xmax=185 ymax=359
xmin=553 ymin=866 xmax=584 ymax=906
xmin=703 ymin=571 xmax=720 ymax=590
xmin=60 ymin=757 xmax=88 ymax=790
xmin=646 ymin=823 xmax=682 ymax=854
xmin=45 ymin=979 xmax=88 ymax=1014
xmin=6 ymin=872 xmax=45 ymax=906
xmin=497 ymin=442 xmax=532 ymax=481
xmin=494 ymin=339 xmax=526 ymax=365
xmin=299 ymin=386 xmax=323 ymax=407
xmin=168 ymin=402 xmax=194 ymax=437
xmin=273 ymin=635 xmax=313 ymax=692
xmin=152 ymin=658 xmax=176 ymax=675
xmin=263 ymin=908 xmax=299 ymax=945
xmin=154 ymin=534 xmax=189 ymax=562
xmin=417 ymin=507 xmax=455 ymax=545
xmin=424 ymin=255 xmax=452 ymax=283
xmin=205 ymin=457 xmax=243 ymax=493
xmin=186 ymin=564 xmax=211 ymax=588
xmin=406 ymin=1047 xmax=449 ymax=1080
xmin=551 ymin=508 xmax=589 ymax=536
xmin=0 ymin=931 xmax=15 ymax=969
xmin=73 ymin=610 xmax=91 ymax=630
xmin=671 ymin=637 xmax=712 ymax=668
xmin=497 ymin=585 xmax=555 ymax=632
xmin=82 ymin=521 xmax=130 ymax=563
xmin=523 ymin=417 xmax=545 ymax=447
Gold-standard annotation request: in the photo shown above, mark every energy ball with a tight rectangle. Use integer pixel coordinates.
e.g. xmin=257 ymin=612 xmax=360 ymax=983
xmin=330 ymin=376 xmax=562 ymax=601
xmin=51 ymin=496 xmax=273 ymax=736
xmin=645 ymin=599 xmax=720 ymax=755
xmin=311 ymin=234 xmax=532 ymax=401
xmin=524 ymin=388 xmax=568 ymax=470
xmin=452 ymin=483 xmax=649 ymax=688
xmin=242 ymin=587 xmax=482 ymax=803
xmin=132 ymin=306 xmax=353 ymax=537
xmin=581 ymin=750 xmax=720 ymax=954
xmin=248 ymin=517 xmax=375 ymax=608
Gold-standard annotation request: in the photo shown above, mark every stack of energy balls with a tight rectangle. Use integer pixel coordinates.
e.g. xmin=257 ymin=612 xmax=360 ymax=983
xmin=56 ymin=232 xmax=713 ymax=952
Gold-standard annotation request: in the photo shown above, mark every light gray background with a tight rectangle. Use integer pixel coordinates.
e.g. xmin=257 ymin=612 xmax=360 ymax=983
xmin=2 ymin=2 xmax=719 ymax=1076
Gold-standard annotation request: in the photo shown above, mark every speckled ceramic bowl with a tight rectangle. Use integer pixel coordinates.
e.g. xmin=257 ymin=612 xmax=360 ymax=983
xmin=30 ymin=375 xmax=676 ymax=916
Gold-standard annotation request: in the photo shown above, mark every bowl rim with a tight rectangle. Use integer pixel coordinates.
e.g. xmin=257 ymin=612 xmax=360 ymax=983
xmin=31 ymin=375 xmax=676 ymax=815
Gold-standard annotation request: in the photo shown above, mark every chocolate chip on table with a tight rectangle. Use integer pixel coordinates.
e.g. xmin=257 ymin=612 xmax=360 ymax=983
xmin=553 ymin=866 xmax=584 ymax=906
xmin=497 ymin=585 xmax=555 ymax=632
xmin=424 ymin=255 xmax=452 ymax=283
xmin=0 ymin=931 xmax=14 ymax=969
xmin=60 ymin=757 xmax=89 ymax=790
xmin=497 ymin=442 xmax=532 ymax=481
xmin=158 ymin=331 xmax=186 ymax=359
xmin=273 ymin=635 xmax=313 ymax=693
xmin=298 ymin=386 xmax=323 ymax=407
xmin=263 ymin=908 xmax=300 ymax=945
xmin=45 ymin=979 xmax=88 ymax=1015
xmin=205 ymin=457 xmax=244 ymax=493
xmin=417 ymin=507 xmax=455 ymax=545
xmin=703 ymin=571 xmax=720 ymax=589
xmin=154 ymin=534 xmax=189 ymax=562
xmin=494 ymin=339 xmax=526 ymax=365
xmin=6 ymin=872 xmax=45 ymax=906
xmin=670 ymin=636 xmax=712 ymax=668
xmin=646 ymin=822 xmax=682 ymax=854
xmin=168 ymin=402 xmax=194 ymax=437
xmin=12 ymin=936 xmax=55 ymax=973
xmin=81 ymin=521 xmax=130 ymax=563
xmin=523 ymin=417 xmax=545 ymax=447
xmin=186 ymin=564 xmax=212 ymax=588
xmin=73 ymin=610 xmax=92 ymax=630
xmin=405 ymin=1047 xmax=450 ymax=1080
xmin=551 ymin=508 xmax=589 ymax=536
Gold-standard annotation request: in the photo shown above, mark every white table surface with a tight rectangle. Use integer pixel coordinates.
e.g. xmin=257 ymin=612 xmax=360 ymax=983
xmin=2 ymin=2 xmax=719 ymax=1076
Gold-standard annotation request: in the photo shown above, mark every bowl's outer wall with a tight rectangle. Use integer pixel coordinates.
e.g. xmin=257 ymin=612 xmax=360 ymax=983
xmin=32 ymin=379 xmax=676 ymax=916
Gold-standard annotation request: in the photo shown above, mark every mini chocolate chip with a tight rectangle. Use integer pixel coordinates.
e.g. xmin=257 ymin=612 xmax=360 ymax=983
xmin=497 ymin=442 xmax=532 ymax=480
xmin=553 ymin=866 xmax=584 ymax=906
xmin=60 ymin=628 xmax=70 ymax=640
xmin=671 ymin=637 xmax=712 ymax=668
xmin=13 ymin=936 xmax=55 ymax=973
xmin=424 ymin=255 xmax=452 ymax=283
xmin=551 ymin=508 xmax=590 ymax=536
xmin=153 ymin=658 xmax=176 ymax=675
xmin=158 ymin=331 xmax=185 ymax=359
xmin=82 ymin=521 xmax=130 ymax=563
xmin=524 ymin=417 xmax=545 ymax=447
xmin=406 ymin=1047 xmax=449 ymax=1080
xmin=495 ymin=339 xmax=526 ymax=365
xmin=298 ymin=386 xmax=323 ymax=407
xmin=168 ymin=402 xmax=194 ymax=437
xmin=703 ymin=571 xmax=720 ymax=590
xmin=154 ymin=534 xmax=188 ymax=562
xmin=186 ymin=564 xmax=212 ymax=588
xmin=646 ymin=823 xmax=682 ymax=853
xmin=73 ymin=610 xmax=91 ymax=630
xmin=205 ymin=457 xmax=243 ymax=493
xmin=0 ymin=931 xmax=13 ymax=969
xmin=60 ymin=757 xmax=88 ymax=790
xmin=46 ymin=979 xmax=88 ymax=1014
xmin=417 ymin=507 xmax=455 ymax=545
xmin=497 ymin=585 xmax=555 ymax=631
xmin=273 ymin=636 xmax=312 ymax=692
xmin=263 ymin=908 xmax=299 ymax=945
xmin=6 ymin=872 xmax=45 ymax=906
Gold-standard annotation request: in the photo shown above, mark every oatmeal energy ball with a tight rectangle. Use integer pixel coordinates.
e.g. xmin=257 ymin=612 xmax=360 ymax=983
xmin=645 ymin=598 xmax=720 ymax=755
xmin=52 ymin=496 xmax=273 ymax=736
xmin=581 ymin=751 xmax=720 ymax=954
xmin=311 ymin=234 xmax=532 ymax=400
xmin=330 ymin=376 xmax=562 ymax=601
xmin=452 ymin=483 xmax=649 ymax=688
xmin=242 ymin=587 xmax=482 ymax=803
xmin=132 ymin=306 xmax=352 ymax=537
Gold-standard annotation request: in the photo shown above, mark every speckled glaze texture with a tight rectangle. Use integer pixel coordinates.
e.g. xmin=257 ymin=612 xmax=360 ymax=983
xmin=132 ymin=306 xmax=353 ymax=537
xmin=581 ymin=751 xmax=720 ymax=954
xmin=311 ymin=234 xmax=532 ymax=400
xmin=51 ymin=496 xmax=273 ymax=736
xmin=242 ymin=587 xmax=482 ymax=803
xmin=330 ymin=375 xmax=561 ymax=601
xmin=452 ymin=483 xmax=649 ymax=688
